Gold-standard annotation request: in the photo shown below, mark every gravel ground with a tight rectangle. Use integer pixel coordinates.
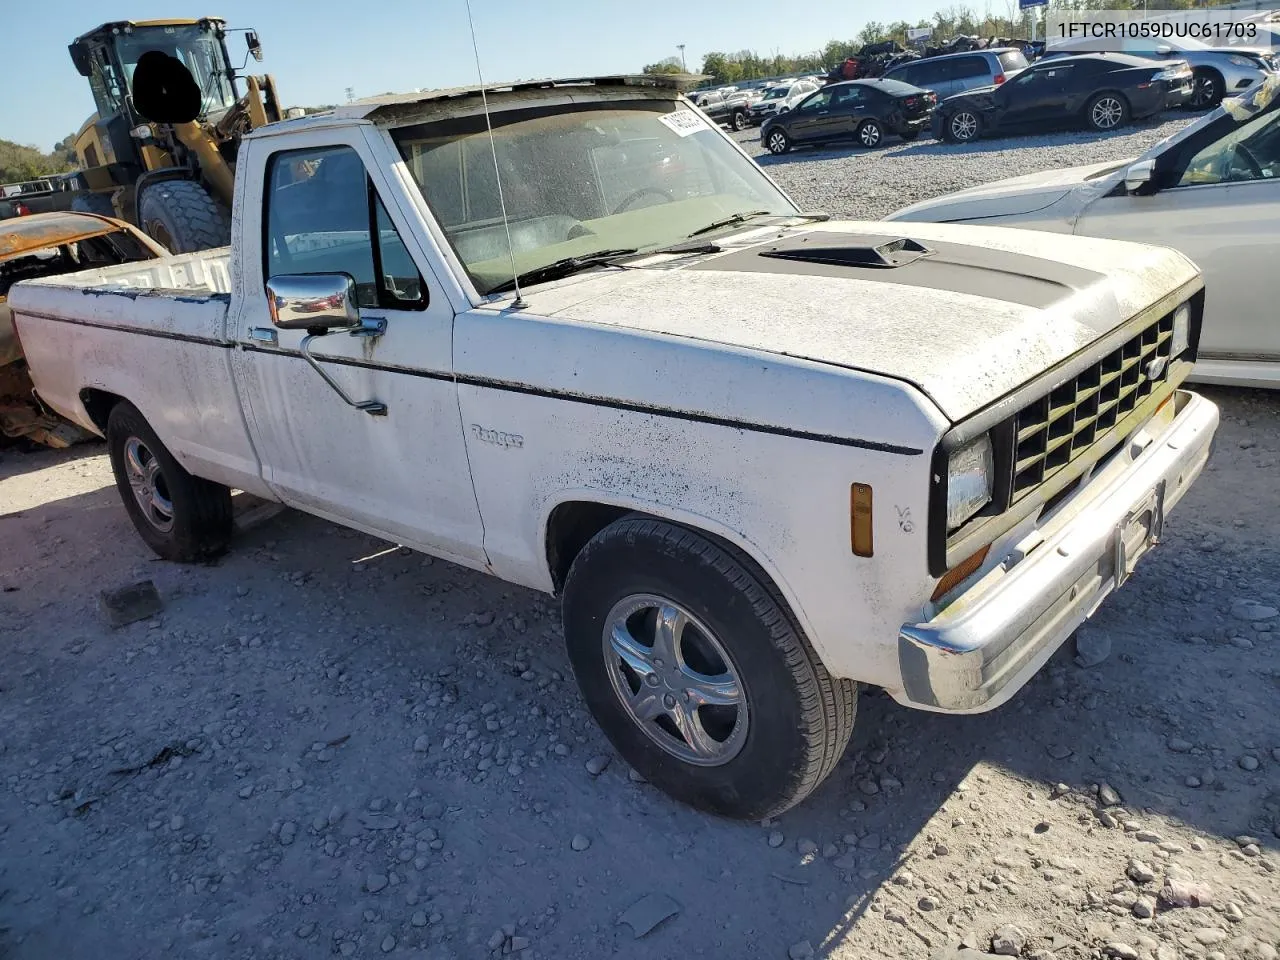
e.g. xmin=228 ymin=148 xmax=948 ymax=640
xmin=733 ymin=116 xmax=1196 ymax=221
xmin=2 ymin=128 xmax=1278 ymax=960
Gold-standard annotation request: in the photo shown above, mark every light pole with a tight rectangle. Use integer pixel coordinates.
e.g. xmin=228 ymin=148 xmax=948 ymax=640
xmin=677 ymin=44 xmax=687 ymax=71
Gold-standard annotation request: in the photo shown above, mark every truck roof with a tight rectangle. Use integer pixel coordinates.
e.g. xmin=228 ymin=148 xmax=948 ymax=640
xmin=256 ymin=74 xmax=705 ymax=136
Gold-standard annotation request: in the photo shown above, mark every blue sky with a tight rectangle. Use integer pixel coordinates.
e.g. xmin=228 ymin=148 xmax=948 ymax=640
xmin=3 ymin=0 xmax=950 ymax=151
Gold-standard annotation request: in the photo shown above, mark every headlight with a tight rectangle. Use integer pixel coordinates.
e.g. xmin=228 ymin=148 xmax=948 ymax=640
xmin=1228 ymin=55 xmax=1256 ymax=68
xmin=946 ymin=435 xmax=994 ymax=530
xmin=1171 ymin=301 xmax=1191 ymax=358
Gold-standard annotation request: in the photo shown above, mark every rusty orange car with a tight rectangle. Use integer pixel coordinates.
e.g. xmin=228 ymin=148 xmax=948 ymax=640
xmin=2 ymin=212 xmax=167 ymax=448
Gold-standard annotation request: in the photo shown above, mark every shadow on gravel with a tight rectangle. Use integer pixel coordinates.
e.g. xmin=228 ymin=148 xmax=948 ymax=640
xmin=0 ymin=390 xmax=1275 ymax=959
xmin=0 ymin=440 xmax=104 ymax=486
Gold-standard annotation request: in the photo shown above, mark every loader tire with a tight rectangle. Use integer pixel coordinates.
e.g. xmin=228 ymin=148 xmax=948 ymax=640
xmin=138 ymin=180 xmax=230 ymax=253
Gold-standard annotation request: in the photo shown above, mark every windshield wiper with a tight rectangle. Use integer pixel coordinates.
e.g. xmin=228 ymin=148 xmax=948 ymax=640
xmin=488 ymin=248 xmax=639 ymax=294
xmin=685 ymin=210 xmax=832 ymax=239
xmin=686 ymin=211 xmax=773 ymax=238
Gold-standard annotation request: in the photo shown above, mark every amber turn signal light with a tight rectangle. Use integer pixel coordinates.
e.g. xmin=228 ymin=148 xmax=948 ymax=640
xmin=931 ymin=545 xmax=990 ymax=601
xmin=850 ymin=483 xmax=873 ymax=557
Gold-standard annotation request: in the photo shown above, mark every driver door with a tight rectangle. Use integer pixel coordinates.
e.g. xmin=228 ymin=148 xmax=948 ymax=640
xmin=787 ymin=89 xmax=837 ymax=142
xmin=229 ymin=130 xmax=487 ymax=566
xmin=1075 ymin=106 xmax=1280 ymax=363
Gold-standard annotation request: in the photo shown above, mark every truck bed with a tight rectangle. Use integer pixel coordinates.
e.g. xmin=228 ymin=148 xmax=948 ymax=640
xmin=7 ymin=247 xmax=265 ymax=496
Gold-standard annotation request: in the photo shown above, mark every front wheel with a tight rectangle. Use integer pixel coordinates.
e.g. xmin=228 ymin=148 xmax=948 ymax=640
xmin=107 ymin=401 xmax=232 ymax=562
xmin=1086 ymin=92 xmax=1129 ymax=132
xmin=730 ymin=110 xmax=748 ymax=131
xmin=858 ymin=119 xmax=885 ymax=148
xmin=137 ymin=180 xmax=230 ymax=254
xmin=562 ymin=516 xmax=857 ymax=819
xmin=765 ymin=128 xmax=792 ymax=155
xmin=1188 ymin=69 xmax=1224 ymax=110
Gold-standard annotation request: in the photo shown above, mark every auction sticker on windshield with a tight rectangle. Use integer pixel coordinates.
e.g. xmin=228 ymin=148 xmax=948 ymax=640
xmin=658 ymin=110 xmax=710 ymax=137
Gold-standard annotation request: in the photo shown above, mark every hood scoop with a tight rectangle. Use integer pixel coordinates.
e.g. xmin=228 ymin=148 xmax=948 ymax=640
xmin=758 ymin=235 xmax=933 ymax=269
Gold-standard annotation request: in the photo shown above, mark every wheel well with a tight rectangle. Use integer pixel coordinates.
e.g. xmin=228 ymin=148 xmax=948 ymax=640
xmin=79 ymin=388 xmax=125 ymax=433
xmin=1087 ymin=89 xmax=1128 ymax=109
xmin=1192 ymin=66 xmax=1224 ymax=82
xmin=545 ymin=501 xmax=632 ymax=594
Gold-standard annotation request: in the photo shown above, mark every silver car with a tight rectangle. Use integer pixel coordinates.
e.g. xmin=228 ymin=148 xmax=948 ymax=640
xmin=882 ymin=48 xmax=1030 ymax=99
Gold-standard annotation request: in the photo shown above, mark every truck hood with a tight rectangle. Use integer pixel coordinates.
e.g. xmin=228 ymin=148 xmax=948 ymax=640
xmin=515 ymin=221 xmax=1198 ymax=422
xmin=888 ymin=160 xmax=1129 ymax=222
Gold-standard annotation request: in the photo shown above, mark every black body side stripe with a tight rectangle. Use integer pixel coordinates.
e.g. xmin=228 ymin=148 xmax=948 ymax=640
xmin=16 ymin=309 xmax=233 ymax=348
xmin=240 ymin=343 xmax=922 ymax=456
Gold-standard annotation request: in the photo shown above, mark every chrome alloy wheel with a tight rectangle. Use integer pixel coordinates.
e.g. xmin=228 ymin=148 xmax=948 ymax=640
xmin=602 ymin=594 xmax=749 ymax=766
xmin=123 ymin=436 xmax=174 ymax=533
xmin=950 ymin=112 xmax=979 ymax=141
xmin=1092 ymin=96 xmax=1124 ymax=129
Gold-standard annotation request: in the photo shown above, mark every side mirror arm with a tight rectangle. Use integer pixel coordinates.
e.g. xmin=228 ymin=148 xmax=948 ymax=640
xmin=298 ymin=318 xmax=388 ymax=416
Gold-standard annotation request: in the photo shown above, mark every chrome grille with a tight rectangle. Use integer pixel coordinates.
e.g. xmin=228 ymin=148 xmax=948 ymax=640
xmin=1011 ymin=312 xmax=1174 ymax=499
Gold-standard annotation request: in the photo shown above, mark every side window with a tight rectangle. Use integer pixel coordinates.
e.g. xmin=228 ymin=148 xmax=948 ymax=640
xmin=264 ymin=145 xmax=427 ymax=310
xmin=953 ymin=57 xmax=989 ymax=80
xmin=797 ymin=90 xmax=834 ymax=112
xmin=913 ymin=61 xmax=948 ymax=87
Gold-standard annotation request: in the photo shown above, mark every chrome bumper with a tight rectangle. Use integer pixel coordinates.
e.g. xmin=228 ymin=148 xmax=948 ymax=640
xmin=896 ymin=390 xmax=1218 ymax=713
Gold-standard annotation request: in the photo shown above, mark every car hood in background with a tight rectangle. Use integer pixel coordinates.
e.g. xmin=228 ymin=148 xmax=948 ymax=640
xmin=511 ymin=220 xmax=1199 ymax=421
xmin=888 ymin=159 xmax=1131 ymax=222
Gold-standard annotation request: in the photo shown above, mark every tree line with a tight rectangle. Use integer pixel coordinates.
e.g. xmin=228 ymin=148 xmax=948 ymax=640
xmin=643 ymin=0 xmax=1235 ymax=84
xmin=0 ymin=139 xmax=75 ymax=184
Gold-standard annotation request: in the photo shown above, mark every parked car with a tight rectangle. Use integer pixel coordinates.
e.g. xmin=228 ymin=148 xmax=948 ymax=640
xmin=1 ymin=211 xmax=166 ymax=448
xmin=890 ymin=75 xmax=1280 ymax=388
xmin=883 ymin=48 xmax=1030 ymax=98
xmin=689 ymin=86 xmax=761 ymax=131
xmin=747 ymin=79 xmax=821 ymax=125
xmin=10 ymin=75 xmax=1217 ymax=819
xmin=761 ymin=79 xmax=938 ymax=153
xmin=1042 ymin=39 xmax=1276 ymax=110
xmin=935 ymin=53 xmax=1192 ymax=142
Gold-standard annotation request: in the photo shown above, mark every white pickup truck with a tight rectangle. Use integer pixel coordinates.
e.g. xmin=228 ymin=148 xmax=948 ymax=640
xmin=10 ymin=75 xmax=1218 ymax=819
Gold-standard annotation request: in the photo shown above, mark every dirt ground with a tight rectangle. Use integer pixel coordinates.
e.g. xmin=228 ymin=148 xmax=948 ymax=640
xmin=0 ymin=382 xmax=1276 ymax=960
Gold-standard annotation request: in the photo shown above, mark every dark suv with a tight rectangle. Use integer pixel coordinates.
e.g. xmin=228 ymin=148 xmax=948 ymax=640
xmin=883 ymin=49 xmax=1030 ymax=98
xmin=761 ymin=79 xmax=937 ymax=154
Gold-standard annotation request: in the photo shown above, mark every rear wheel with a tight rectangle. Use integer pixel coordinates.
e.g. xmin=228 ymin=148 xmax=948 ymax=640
xmin=1086 ymin=92 xmax=1129 ymax=132
xmin=562 ymin=516 xmax=857 ymax=820
xmin=766 ymin=128 xmax=792 ymax=155
xmin=945 ymin=110 xmax=982 ymax=142
xmin=107 ymin=401 xmax=232 ymax=562
xmin=1188 ymin=69 xmax=1225 ymax=110
xmin=137 ymin=180 xmax=230 ymax=253
xmin=858 ymin=119 xmax=885 ymax=148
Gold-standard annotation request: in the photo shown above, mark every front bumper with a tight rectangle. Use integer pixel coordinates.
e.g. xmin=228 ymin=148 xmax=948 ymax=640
xmin=1164 ymin=79 xmax=1193 ymax=108
xmin=896 ymin=390 xmax=1217 ymax=713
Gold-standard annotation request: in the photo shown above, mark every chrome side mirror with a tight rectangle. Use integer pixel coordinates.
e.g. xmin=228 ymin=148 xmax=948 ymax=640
xmin=1124 ymin=158 xmax=1157 ymax=195
xmin=265 ymin=273 xmax=388 ymax=416
xmin=267 ymin=273 xmax=361 ymax=331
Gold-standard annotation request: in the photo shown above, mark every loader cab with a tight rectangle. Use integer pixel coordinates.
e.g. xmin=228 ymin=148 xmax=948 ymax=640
xmin=68 ymin=20 xmax=240 ymax=181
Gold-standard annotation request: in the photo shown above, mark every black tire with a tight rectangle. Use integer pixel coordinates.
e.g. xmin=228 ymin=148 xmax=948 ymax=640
xmin=562 ymin=516 xmax=857 ymax=820
xmin=137 ymin=180 xmax=230 ymax=253
xmin=765 ymin=127 xmax=792 ymax=155
xmin=106 ymin=401 xmax=232 ymax=562
xmin=857 ymin=118 xmax=885 ymax=148
xmin=731 ymin=109 xmax=748 ymax=132
xmin=1188 ymin=69 xmax=1225 ymax=111
xmin=945 ymin=110 xmax=982 ymax=143
xmin=1085 ymin=92 xmax=1130 ymax=132
xmin=70 ymin=192 xmax=116 ymax=217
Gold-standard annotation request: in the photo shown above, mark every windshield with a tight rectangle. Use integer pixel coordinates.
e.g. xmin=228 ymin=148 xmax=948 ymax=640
xmin=761 ymin=87 xmax=789 ymax=100
xmin=117 ymin=25 xmax=237 ymax=115
xmin=393 ymin=100 xmax=796 ymax=295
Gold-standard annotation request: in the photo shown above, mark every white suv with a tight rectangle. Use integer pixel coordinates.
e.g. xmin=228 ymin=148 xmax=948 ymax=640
xmin=748 ymin=80 xmax=820 ymax=125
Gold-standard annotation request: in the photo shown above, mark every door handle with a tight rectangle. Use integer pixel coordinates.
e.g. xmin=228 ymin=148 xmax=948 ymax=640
xmin=248 ymin=327 xmax=277 ymax=345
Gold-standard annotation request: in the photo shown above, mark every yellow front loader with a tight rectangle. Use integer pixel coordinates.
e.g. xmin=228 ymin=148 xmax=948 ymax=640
xmin=67 ymin=18 xmax=287 ymax=252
